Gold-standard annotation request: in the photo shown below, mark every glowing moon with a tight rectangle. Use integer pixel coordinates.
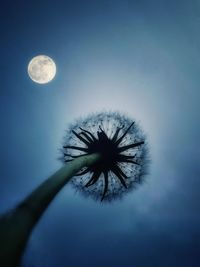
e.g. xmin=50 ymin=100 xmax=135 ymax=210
xmin=28 ymin=55 xmax=56 ymax=84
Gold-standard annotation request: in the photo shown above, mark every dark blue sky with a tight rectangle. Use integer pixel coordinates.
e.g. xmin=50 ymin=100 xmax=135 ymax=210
xmin=1 ymin=0 xmax=200 ymax=266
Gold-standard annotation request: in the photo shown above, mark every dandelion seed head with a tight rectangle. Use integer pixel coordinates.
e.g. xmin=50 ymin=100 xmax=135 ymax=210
xmin=62 ymin=111 xmax=149 ymax=202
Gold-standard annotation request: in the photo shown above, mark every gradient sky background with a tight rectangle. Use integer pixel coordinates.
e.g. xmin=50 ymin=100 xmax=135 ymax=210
xmin=1 ymin=0 xmax=200 ymax=266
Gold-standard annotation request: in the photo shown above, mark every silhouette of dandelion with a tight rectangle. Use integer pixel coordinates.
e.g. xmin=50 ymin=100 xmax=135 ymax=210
xmin=62 ymin=112 xmax=149 ymax=201
xmin=0 ymin=111 xmax=149 ymax=267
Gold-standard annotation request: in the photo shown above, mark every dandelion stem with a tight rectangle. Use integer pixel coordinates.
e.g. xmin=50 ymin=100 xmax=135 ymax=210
xmin=0 ymin=153 xmax=100 ymax=267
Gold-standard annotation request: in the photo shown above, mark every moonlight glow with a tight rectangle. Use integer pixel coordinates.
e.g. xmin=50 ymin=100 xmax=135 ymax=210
xmin=28 ymin=55 xmax=56 ymax=84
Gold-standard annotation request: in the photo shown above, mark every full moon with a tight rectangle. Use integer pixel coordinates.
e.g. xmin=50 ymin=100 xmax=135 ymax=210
xmin=28 ymin=55 xmax=56 ymax=84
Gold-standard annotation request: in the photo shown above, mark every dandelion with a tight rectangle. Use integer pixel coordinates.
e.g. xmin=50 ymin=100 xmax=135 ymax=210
xmin=62 ymin=111 xmax=149 ymax=201
xmin=0 ymin=111 xmax=149 ymax=266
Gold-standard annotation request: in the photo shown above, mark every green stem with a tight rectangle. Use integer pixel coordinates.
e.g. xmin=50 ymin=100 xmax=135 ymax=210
xmin=0 ymin=153 xmax=100 ymax=267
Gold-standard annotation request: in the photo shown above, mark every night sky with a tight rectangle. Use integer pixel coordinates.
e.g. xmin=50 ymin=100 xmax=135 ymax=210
xmin=1 ymin=1 xmax=200 ymax=266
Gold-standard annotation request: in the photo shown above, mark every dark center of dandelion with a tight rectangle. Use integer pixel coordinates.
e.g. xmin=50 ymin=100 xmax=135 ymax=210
xmin=64 ymin=122 xmax=144 ymax=201
xmin=87 ymin=129 xmax=118 ymax=171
